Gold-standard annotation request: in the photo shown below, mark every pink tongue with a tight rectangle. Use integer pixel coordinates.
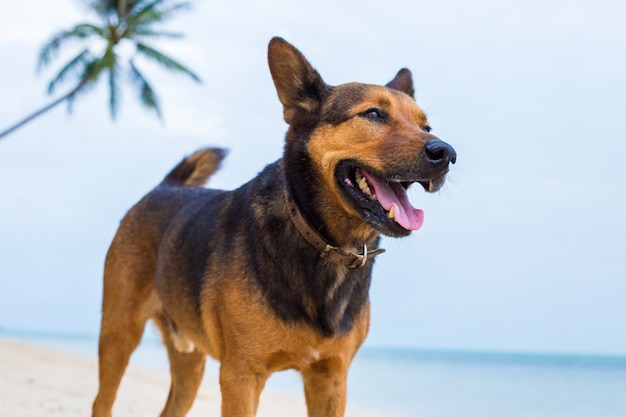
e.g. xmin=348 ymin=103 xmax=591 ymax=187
xmin=361 ymin=170 xmax=424 ymax=231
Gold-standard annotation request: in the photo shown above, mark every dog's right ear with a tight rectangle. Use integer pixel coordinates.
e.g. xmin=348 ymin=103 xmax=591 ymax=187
xmin=268 ymin=37 xmax=328 ymax=128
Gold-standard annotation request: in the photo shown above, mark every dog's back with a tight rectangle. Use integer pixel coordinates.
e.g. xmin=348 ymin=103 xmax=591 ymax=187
xmin=106 ymin=147 xmax=226 ymax=262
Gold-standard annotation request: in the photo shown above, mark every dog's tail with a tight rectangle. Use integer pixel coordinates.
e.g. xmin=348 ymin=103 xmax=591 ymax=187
xmin=160 ymin=147 xmax=227 ymax=187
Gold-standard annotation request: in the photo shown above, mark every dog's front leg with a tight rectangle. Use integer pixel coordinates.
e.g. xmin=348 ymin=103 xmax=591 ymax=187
xmin=302 ymin=358 xmax=349 ymax=417
xmin=219 ymin=362 xmax=267 ymax=417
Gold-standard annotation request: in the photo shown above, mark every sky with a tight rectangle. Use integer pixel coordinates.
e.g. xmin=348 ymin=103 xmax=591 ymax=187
xmin=0 ymin=0 xmax=625 ymax=356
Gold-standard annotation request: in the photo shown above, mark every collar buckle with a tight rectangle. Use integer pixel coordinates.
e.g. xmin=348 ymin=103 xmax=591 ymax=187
xmin=286 ymin=190 xmax=385 ymax=268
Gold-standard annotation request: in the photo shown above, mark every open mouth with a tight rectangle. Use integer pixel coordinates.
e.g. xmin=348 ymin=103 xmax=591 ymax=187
xmin=337 ymin=162 xmax=439 ymax=235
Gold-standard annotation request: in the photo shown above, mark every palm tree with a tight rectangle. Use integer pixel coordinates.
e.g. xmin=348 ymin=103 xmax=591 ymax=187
xmin=0 ymin=0 xmax=200 ymax=140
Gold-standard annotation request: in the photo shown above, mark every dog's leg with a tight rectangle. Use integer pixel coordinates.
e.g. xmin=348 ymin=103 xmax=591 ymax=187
xmin=302 ymin=358 xmax=349 ymax=417
xmin=152 ymin=313 xmax=207 ymax=417
xmin=92 ymin=304 xmax=148 ymax=417
xmin=92 ymin=240 xmax=157 ymax=417
xmin=219 ymin=361 xmax=268 ymax=417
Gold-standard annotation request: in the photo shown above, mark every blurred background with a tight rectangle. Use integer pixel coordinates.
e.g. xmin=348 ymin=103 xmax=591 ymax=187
xmin=1 ymin=1 xmax=625 ymax=415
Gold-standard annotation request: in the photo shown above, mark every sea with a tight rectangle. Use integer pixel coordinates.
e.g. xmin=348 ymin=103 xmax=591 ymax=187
xmin=3 ymin=329 xmax=626 ymax=417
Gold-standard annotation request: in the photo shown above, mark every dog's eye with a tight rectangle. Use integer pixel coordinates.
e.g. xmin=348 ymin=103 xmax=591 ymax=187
xmin=360 ymin=108 xmax=386 ymax=122
xmin=423 ymin=125 xmax=432 ymax=133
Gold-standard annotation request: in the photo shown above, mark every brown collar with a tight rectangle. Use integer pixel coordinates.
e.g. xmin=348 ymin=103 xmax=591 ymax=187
xmin=285 ymin=190 xmax=385 ymax=268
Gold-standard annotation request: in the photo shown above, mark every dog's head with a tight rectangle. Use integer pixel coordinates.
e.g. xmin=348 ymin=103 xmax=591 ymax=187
xmin=269 ymin=37 xmax=456 ymax=242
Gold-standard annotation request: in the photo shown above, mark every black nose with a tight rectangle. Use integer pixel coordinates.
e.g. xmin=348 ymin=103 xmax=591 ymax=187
xmin=424 ymin=140 xmax=457 ymax=165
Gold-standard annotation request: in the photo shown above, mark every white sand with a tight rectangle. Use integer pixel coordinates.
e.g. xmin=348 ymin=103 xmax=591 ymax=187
xmin=0 ymin=338 xmax=393 ymax=417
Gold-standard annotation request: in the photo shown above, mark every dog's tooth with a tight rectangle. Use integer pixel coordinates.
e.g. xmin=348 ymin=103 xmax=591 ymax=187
xmin=372 ymin=193 xmax=377 ymax=201
xmin=428 ymin=181 xmax=434 ymax=192
xmin=354 ymin=170 xmax=377 ymax=199
xmin=358 ymin=178 xmax=371 ymax=195
xmin=388 ymin=205 xmax=395 ymax=219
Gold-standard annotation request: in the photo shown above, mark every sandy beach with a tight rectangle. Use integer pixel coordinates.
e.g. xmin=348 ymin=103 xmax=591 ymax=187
xmin=0 ymin=337 xmax=390 ymax=417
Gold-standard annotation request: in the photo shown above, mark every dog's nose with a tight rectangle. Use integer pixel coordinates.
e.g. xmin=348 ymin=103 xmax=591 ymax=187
xmin=424 ymin=140 xmax=457 ymax=165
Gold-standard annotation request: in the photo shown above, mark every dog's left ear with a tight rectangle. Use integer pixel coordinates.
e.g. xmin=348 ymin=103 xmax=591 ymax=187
xmin=386 ymin=68 xmax=415 ymax=99
xmin=268 ymin=37 xmax=328 ymax=128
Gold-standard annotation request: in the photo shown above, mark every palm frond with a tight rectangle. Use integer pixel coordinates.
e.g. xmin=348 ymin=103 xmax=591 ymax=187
xmin=46 ymin=48 xmax=93 ymax=95
xmin=87 ymin=46 xmax=118 ymax=81
xmin=37 ymin=23 xmax=106 ymax=72
xmin=65 ymin=45 xmax=116 ymax=114
xmin=135 ymin=42 xmax=200 ymax=82
xmin=127 ymin=0 xmax=166 ymax=16
xmin=69 ymin=23 xmax=107 ymax=38
xmin=108 ymin=64 xmax=121 ymax=119
xmin=64 ymin=46 xmax=118 ymax=114
xmin=79 ymin=0 xmax=137 ymax=20
xmin=132 ymin=28 xmax=184 ymax=39
xmin=66 ymin=61 xmax=100 ymax=113
xmin=78 ymin=0 xmax=116 ymax=19
xmin=124 ymin=0 xmax=166 ymax=31
xmin=123 ymin=0 xmax=191 ymax=38
xmin=126 ymin=0 xmax=191 ymax=29
xmin=129 ymin=60 xmax=162 ymax=118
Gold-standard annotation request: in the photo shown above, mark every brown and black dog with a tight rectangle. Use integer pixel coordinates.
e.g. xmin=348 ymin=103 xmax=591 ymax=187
xmin=92 ymin=37 xmax=456 ymax=417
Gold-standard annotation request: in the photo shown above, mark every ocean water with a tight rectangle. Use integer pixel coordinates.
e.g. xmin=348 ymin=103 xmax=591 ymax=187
xmin=347 ymin=348 xmax=626 ymax=417
xmin=4 ymin=330 xmax=626 ymax=417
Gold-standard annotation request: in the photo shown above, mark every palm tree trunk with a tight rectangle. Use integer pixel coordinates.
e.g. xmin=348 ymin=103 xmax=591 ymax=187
xmin=0 ymin=80 xmax=87 ymax=140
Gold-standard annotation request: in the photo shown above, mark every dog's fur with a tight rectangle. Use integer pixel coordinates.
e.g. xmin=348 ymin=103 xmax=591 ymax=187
xmin=92 ymin=37 xmax=456 ymax=417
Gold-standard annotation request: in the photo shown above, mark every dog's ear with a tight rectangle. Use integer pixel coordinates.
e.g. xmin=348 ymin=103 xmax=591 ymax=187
xmin=268 ymin=37 xmax=327 ymax=128
xmin=386 ymin=68 xmax=415 ymax=99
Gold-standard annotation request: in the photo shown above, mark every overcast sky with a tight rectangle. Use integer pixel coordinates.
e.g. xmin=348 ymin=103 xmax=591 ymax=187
xmin=1 ymin=0 xmax=625 ymax=356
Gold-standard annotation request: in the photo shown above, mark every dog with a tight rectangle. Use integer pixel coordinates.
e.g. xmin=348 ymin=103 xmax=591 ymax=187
xmin=92 ymin=37 xmax=456 ymax=417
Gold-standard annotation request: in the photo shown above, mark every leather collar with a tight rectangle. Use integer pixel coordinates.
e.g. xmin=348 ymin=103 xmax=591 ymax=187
xmin=285 ymin=189 xmax=385 ymax=268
